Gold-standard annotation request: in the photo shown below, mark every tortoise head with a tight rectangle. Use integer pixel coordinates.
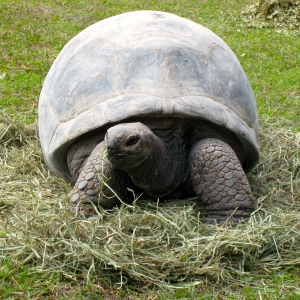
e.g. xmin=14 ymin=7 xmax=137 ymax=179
xmin=105 ymin=122 xmax=154 ymax=171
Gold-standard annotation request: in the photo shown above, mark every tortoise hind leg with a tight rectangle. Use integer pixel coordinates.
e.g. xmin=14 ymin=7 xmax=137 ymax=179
xmin=70 ymin=141 xmax=129 ymax=217
xmin=189 ymin=138 xmax=255 ymax=224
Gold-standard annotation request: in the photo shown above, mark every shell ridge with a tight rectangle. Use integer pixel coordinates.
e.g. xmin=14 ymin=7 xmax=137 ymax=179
xmin=206 ymin=42 xmax=216 ymax=98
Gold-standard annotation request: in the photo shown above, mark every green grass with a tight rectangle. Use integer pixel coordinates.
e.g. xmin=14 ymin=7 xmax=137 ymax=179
xmin=1 ymin=0 xmax=300 ymax=298
xmin=1 ymin=260 xmax=300 ymax=299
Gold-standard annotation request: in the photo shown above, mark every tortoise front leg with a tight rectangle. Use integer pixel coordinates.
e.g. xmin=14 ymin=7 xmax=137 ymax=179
xmin=189 ymin=138 xmax=255 ymax=224
xmin=70 ymin=141 xmax=129 ymax=217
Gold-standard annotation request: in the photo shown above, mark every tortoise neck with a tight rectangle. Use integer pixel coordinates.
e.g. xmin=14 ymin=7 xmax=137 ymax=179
xmin=126 ymin=133 xmax=188 ymax=199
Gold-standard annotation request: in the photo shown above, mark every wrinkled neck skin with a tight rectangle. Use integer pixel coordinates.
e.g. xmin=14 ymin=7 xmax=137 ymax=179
xmin=127 ymin=135 xmax=187 ymax=198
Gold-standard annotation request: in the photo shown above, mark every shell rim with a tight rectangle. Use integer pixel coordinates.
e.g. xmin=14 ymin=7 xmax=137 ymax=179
xmin=42 ymin=93 xmax=259 ymax=183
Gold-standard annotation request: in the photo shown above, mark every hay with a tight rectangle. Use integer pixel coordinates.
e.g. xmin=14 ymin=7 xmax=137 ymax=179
xmin=242 ymin=0 xmax=300 ymax=32
xmin=1 ymin=115 xmax=300 ymax=288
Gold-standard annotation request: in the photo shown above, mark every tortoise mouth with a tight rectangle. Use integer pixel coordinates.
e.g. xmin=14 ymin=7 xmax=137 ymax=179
xmin=105 ymin=133 xmax=146 ymax=156
xmin=120 ymin=147 xmax=152 ymax=169
xmin=107 ymin=142 xmax=152 ymax=171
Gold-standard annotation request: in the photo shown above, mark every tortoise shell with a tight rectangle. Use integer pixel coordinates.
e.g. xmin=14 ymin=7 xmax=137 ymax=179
xmin=38 ymin=11 xmax=259 ymax=182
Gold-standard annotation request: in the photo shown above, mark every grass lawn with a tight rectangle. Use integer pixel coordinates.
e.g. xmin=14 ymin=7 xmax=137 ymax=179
xmin=0 ymin=0 xmax=300 ymax=299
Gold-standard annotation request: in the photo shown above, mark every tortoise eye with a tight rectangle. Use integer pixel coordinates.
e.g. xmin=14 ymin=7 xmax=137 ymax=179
xmin=126 ymin=136 xmax=139 ymax=146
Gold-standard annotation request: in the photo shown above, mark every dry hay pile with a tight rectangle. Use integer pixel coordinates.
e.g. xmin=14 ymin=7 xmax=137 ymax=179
xmin=242 ymin=0 xmax=300 ymax=31
xmin=0 ymin=114 xmax=300 ymax=288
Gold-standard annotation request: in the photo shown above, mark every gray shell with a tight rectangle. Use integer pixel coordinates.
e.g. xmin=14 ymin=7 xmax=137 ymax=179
xmin=38 ymin=11 xmax=259 ymax=183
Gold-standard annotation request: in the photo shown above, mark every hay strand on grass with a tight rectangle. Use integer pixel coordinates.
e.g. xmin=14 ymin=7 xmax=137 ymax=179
xmin=242 ymin=0 xmax=300 ymax=32
xmin=0 ymin=117 xmax=300 ymax=288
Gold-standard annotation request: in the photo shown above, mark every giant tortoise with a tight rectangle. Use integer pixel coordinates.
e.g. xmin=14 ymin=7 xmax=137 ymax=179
xmin=38 ymin=11 xmax=259 ymax=224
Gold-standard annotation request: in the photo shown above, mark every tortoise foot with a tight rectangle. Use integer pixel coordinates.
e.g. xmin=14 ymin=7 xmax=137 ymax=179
xmin=70 ymin=142 xmax=129 ymax=217
xmin=189 ymin=138 xmax=255 ymax=224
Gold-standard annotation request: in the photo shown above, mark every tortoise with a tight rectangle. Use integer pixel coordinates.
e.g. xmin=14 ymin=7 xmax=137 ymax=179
xmin=38 ymin=11 xmax=259 ymax=224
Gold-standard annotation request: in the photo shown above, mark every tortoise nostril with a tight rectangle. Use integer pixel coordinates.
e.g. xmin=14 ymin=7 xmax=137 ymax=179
xmin=106 ymin=136 xmax=119 ymax=151
xmin=126 ymin=136 xmax=139 ymax=146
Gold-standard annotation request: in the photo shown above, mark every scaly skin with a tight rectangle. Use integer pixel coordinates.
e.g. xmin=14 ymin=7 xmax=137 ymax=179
xmin=69 ymin=141 xmax=128 ymax=217
xmin=189 ymin=138 xmax=255 ymax=224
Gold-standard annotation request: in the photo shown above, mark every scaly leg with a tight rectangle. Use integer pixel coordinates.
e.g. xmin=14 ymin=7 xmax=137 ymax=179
xmin=189 ymin=138 xmax=255 ymax=224
xmin=70 ymin=141 xmax=129 ymax=217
